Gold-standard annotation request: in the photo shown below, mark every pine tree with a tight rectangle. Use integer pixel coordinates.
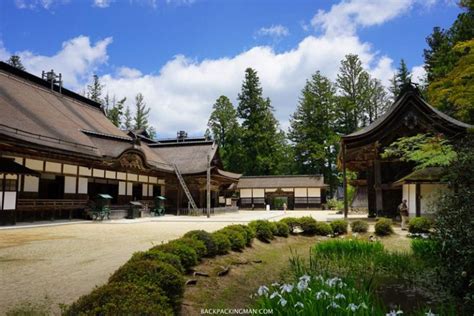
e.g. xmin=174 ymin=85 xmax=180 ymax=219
xmin=107 ymin=97 xmax=126 ymax=127
xmin=133 ymin=93 xmax=151 ymax=130
xmin=288 ymin=71 xmax=339 ymax=195
xmin=6 ymin=55 xmax=25 ymax=70
xmin=335 ymin=54 xmax=370 ymax=134
xmin=237 ymin=68 xmax=288 ymax=175
xmin=390 ymin=59 xmax=412 ymax=100
xmin=366 ymin=78 xmax=389 ymax=124
xmin=87 ymin=75 xmax=104 ymax=105
xmin=123 ymin=106 xmax=133 ymax=130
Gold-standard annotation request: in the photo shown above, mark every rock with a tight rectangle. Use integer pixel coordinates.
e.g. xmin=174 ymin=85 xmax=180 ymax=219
xmin=231 ymin=260 xmax=249 ymax=265
xmin=194 ymin=271 xmax=210 ymax=277
xmin=185 ymin=279 xmax=198 ymax=286
xmin=217 ymin=266 xmax=230 ymax=277
xmin=253 ymin=259 xmax=263 ymax=264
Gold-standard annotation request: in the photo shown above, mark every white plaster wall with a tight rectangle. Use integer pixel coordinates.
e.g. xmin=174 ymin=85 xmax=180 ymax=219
xmin=24 ymin=176 xmax=39 ymax=192
xmin=308 ymin=188 xmax=321 ymax=197
xmin=3 ymin=192 xmax=16 ymax=210
xmin=63 ymin=164 xmax=77 ymax=175
xmin=148 ymin=185 xmax=153 ymax=197
xmin=142 ymin=184 xmax=148 ymax=197
xmin=79 ymin=167 xmax=92 ymax=176
xmin=127 ymin=182 xmax=133 ymax=196
xmin=240 ymin=189 xmax=252 ymax=198
xmin=64 ymin=176 xmax=77 ymax=194
xmin=25 ymin=159 xmax=43 ymax=171
xmin=78 ymin=177 xmax=88 ymax=194
xmin=253 ymin=189 xmax=265 ymax=198
xmin=295 ymin=188 xmax=307 ymax=197
xmin=118 ymin=182 xmax=126 ymax=195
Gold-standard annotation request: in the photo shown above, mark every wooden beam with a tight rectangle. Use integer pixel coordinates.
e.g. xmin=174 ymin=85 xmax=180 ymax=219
xmin=342 ymin=144 xmax=348 ymax=219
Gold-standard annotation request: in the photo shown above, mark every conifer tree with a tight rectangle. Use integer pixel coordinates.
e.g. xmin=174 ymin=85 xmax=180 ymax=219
xmin=107 ymin=97 xmax=126 ymax=127
xmin=123 ymin=106 xmax=133 ymax=130
xmin=133 ymin=93 xmax=150 ymax=130
xmin=6 ymin=55 xmax=25 ymax=70
xmin=87 ymin=75 xmax=104 ymax=105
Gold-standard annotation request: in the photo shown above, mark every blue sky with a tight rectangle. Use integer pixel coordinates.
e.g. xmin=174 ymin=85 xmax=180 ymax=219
xmin=0 ymin=0 xmax=463 ymax=136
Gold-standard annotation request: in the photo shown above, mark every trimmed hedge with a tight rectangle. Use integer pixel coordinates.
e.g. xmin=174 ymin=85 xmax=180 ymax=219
xmin=274 ymin=222 xmax=290 ymax=237
xmin=218 ymin=227 xmax=246 ymax=251
xmin=129 ymin=250 xmax=184 ymax=273
xmin=152 ymin=241 xmax=198 ymax=271
xmin=225 ymin=224 xmax=254 ymax=246
xmin=408 ymin=217 xmax=432 ymax=234
xmin=248 ymin=220 xmax=274 ymax=242
xmin=279 ymin=217 xmax=301 ymax=233
xmin=375 ymin=218 xmax=394 ymax=236
xmin=351 ymin=220 xmax=369 ymax=233
xmin=212 ymin=231 xmax=232 ymax=255
xmin=108 ymin=260 xmax=184 ymax=308
xmin=314 ymin=222 xmax=333 ymax=236
xmin=184 ymin=230 xmax=218 ymax=257
xmin=64 ymin=282 xmax=173 ymax=316
xmin=299 ymin=216 xmax=318 ymax=236
xmin=330 ymin=220 xmax=348 ymax=235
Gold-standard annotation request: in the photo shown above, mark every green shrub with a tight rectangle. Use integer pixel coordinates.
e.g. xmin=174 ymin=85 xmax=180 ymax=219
xmin=109 ymin=260 xmax=184 ymax=308
xmin=279 ymin=217 xmax=301 ymax=233
xmin=183 ymin=230 xmax=218 ymax=257
xmin=350 ymin=220 xmax=369 ymax=233
xmin=327 ymin=198 xmax=344 ymax=210
xmin=411 ymin=238 xmax=439 ymax=261
xmin=330 ymin=219 xmax=348 ymax=235
xmin=314 ymin=222 xmax=333 ymax=236
xmin=248 ymin=220 xmax=274 ymax=242
xmin=375 ymin=218 xmax=394 ymax=236
xmin=65 ymin=282 xmax=173 ymax=316
xmin=152 ymin=241 xmax=198 ymax=271
xmin=408 ymin=217 xmax=432 ymax=234
xmin=212 ymin=232 xmax=231 ymax=255
xmin=299 ymin=216 xmax=318 ymax=236
xmin=225 ymin=224 xmax=254 ymax=246
xmin=218 ymin=227 xmax=246 ymax=251
xmin=129 ymin=250 xmax=184 ymax=273
xmin=174 ymin=237 xmax=207 ymax=259
xmin=274 ymin=222 xmax=289 ymax=237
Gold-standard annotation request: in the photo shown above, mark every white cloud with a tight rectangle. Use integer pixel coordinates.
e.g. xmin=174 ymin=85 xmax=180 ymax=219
xmin=93 ymin=0 xmax=112 ymax=8
xmin=411 ymin=65 xmax=426 ymax=84
xmin=14 ymin=0 xmax=69 ymax=10
xmin=256 ymin=25 xmax=290 ymax=39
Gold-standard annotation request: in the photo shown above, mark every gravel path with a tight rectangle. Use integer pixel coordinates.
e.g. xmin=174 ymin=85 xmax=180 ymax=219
xmin=0 ymin=211 xmax=341 ymax=313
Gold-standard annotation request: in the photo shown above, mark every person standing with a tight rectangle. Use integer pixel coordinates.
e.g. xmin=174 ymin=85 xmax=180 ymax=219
xmin=398 ymin=199 xmax=409 ymax=230
xmin=283 ymin=202 xmax=287 ymax=214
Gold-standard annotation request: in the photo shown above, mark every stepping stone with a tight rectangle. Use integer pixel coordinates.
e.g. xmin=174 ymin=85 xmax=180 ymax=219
xmin=186 ymin=279 xmax=198 ymax=286
xmin=217 ymin=266 xmax=230 ymax=277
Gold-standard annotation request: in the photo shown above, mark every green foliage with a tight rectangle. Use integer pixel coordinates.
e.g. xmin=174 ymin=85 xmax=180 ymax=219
xmin=211 ymin=232 xmax=232 ymax=255
xmin=217 ymin=227 xmax=246 ymax=251
xmin=86 ymin=74 xmax=103 ymax=104
xmin=123 ymin=105 xmax=133 ymax=130
xmin=279 ymin=217 xmax=301 ymax=234
xmin=6 ymin=297 xmax=52 ymax=316
xmin=6 ymin=55 xmax=25 ymax=71
xmin=224 ymin=224 xmax=254 ymax=246
xmin=390 ymin=59 xmax=412 ymax=99
xmin=174 ymin=237 xmax=207 ymax=259
xmin=326 ymin=197 xmax=343 ymax=210
xmin=374 ymin=218 xmax=394 ymax=236
xmin=274 ymin=222 xmax=289 ymax=237
xmin=351 ymin=220 xmax=369 ymax=233
xmin=64 ymin=282 xmax=173 ymax=316
xmin=237 ymin=68 xmax=290 ymax=175
xmin=108 ymin=260 xmax=184 ymax=308
xmin=330 ymin=219 xmax=348 ymax=235
xmin=129 ymin=249 xmax=184 ymax=273
xmin=411 ymin=239 xmax=439 ymax=261
xmin=313 ymin=239 xmax=385 ymax=259
xmin=408 ymin=217 xmax=432 ymax=234
xmin=313 ymin=222 xmax=333 ymax=236
xmin=382 ymin=133 xmax=457 ymax=170
xmin=298 ymin=216 xmax=318 ymax=236
xmin=183 ymin=230 xmax=218 ymax=257
xmin=133 ymin=93 xmax=151 ymax=130
xmin=248 ymin=220 xmax=274 ymax=242
xmin=152 ymin=240 xmax=198 ymax=271
xmin=106 ymin=96 xmax=126 ymax=127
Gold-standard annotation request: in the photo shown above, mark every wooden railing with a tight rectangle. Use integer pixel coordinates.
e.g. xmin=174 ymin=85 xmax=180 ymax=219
xmin=17 ymin=199 xmax=88 ymax=211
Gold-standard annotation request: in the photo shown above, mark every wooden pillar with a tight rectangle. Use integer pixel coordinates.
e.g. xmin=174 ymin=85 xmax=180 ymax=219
xmin=176 ymin=186 xmax=181 ymax=216
xmin=206 ymin=155 xmax=211 ymax=218
xmin=342 ymin=144 xmax=348 ymax=219
xmin=415 ymin=183 xmax=421 ymax=217
xmin=374 ymin=160 xmax=383 ymax=213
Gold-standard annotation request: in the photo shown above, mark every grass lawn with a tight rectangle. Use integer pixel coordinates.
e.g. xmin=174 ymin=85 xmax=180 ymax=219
xmin=182 ymin=228 xmax=410 ymax=315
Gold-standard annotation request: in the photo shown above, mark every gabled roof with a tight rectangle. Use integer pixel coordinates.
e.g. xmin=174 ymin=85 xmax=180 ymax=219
xmin=0 ymin=62 xmax=172 ymax=172
xmin=237 ymin=175 xmax=326 ymax=189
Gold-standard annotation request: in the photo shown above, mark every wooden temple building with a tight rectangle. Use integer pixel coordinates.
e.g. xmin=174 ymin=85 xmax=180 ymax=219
xmin=340 ymin=86 xmax=473 ymax=218
xmin=0 ymin=62 xmax=239 ymax=225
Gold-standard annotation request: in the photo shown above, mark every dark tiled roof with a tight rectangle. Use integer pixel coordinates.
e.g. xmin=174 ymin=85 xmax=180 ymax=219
xmin=237 ymin=175 xmax=326 ymax=188
xmin=152 ymin=143 xmax=218 ymax=174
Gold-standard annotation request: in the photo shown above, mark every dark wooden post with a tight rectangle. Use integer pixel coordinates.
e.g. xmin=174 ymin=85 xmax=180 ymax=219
xmin=342 ymin=144 xmax=348 ymax=219
xmin=415 ymin=183 xmax=421 ymax=217
xmin=206 ymin=154 xmax=211 ymax=218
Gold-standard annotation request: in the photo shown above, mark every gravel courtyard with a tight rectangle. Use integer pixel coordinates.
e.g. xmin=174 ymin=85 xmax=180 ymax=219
xmin=0 ymin=210 xmax=344 ymax=313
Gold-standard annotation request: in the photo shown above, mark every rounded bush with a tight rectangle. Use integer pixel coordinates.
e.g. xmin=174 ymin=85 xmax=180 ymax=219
xmin=152 ymin=241 xmax=198 ymax=271
xmin=314 ymin=222 xmax=333 ymax=236
xmin=65 ymin=282 xmax=173 ymax=316
xmin=351 ymin=220 xmax=369 ymax=233
xmin=269 ymin=221 xmax=278 ymax=235
xmin=279 ymin=217 xmax=301 ymax=233
xmin=218 ymin=228 xmax=246 ymax=251
xmin=212 ymin=232 xmax=231 ymax=255
xmin=299 ymin=216 xmax=318 ymax=236
xmin=408 ymin=217 xmax=432 ymax=234
xmin=183 ymin=230 xmax=218 ymax=257
xmin=129 ymin=250 xmax=184 ymax=273
xmin=225 ymin=225 xmax=254 ymax=246
xmin=330 ymin=220 xmax=348 ymax=235
xmin=248 ymin=220 xmax=274 ymax=242
xmin=274 ymin=222 xmax=289 ymax=237
xmin=109 ymin=260 xmax=184 ymax=308
xmin=375 ymin=218 xmax=394 ymax=236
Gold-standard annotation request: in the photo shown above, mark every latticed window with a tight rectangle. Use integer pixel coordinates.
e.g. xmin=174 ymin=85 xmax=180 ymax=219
xmin=1 ymin=179 xmax=17 ymax=191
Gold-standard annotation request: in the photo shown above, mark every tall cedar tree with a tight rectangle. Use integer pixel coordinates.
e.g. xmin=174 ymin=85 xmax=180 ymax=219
xmin=87 ymin=75 xmax=104 ymax=105
xmin=237 ymin=68 xmax=288 ymax=175
xmin=133 ymin=93 xmax=151 ymax=130
xmin=336 ymin=54 xmax=370 ymax=134
xmin=390 ymin=59 xmax=412 ymax=100
xmin=207 ymin=96 xmax=244 ymax=172
xmin=288 ymin=71 xmax=339 ymax=196
xmin=6 ymin=55 xmax=25 ymax=70
xmin=123 ymin=106 xmax=133 ymax=130
xmin=107 ymin=97 xmax=127 ymax=127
